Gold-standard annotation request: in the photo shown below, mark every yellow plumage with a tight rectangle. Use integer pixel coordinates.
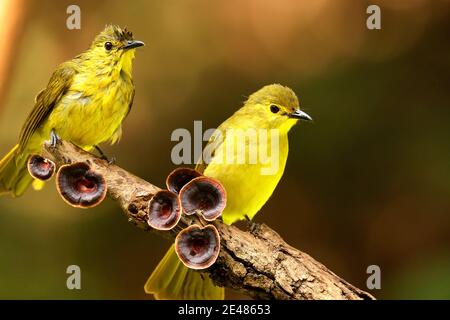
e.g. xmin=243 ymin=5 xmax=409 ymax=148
xmin=0 ymin=25 xmax=143 ymax=196
xmin=144 ymin=244 xmax=224 ymax=300
xmin=145 ymin=84 xmax=312 ymax=299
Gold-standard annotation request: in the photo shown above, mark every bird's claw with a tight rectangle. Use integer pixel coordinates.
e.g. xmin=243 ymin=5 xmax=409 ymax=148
xmin=100 ymin=154 xmax=116 ymax=165
xmin=95 ymin=146 xmax=115 ymax=165
xmin=246 ymin=217 xmax=260 ymax=234
xmin=50 ymin=130 xmax=61 ymax=148
xmin=106 ymin=156 xmax=116 ymax=165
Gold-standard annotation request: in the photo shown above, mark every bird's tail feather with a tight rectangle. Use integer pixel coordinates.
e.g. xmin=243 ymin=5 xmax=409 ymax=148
xmin=144 ymin=244 xmax=224 ymax=300
xmin=0 ymin=144 xmax=34 ymax=197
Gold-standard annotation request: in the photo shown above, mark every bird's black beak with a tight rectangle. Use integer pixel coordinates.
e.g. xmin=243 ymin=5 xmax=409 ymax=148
xmin=123 ymin=40 xmax=145 ymax=50
xmin=289 ymin=109 xmax=312 ymax=121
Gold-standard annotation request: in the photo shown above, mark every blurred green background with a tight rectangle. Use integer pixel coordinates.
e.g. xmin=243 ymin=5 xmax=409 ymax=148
xmin=0 ymin=0 xmax=449 ymax=299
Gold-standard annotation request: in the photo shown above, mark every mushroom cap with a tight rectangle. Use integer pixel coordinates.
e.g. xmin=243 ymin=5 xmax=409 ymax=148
xmin=27 ymin=154 xmax=55 ymax=181
xmin=179 ymin=176 xmax=227 ymax=221
xmin=165 ymin=167 xmax=202 ymax=194
xmin=56 ymin=162 xmax=107 ymax=208
xmin=147 ymin=190 xmax=181 ymax=230
xmin=175 ymin=224 xmax=220 ymax=270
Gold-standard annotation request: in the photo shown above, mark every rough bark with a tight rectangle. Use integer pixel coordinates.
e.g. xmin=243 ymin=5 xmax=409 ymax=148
xmin=42 ymin=140 xmax=375 ymax=300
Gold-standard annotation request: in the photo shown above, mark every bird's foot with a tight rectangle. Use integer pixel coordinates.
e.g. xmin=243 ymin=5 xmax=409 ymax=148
xmin=106 ymin=156 xmax=116 ymax=165
xmin=50 ymin=130 xmax=61 ymax=148
xmin=245 ymin=216 xmax=260 ymax=234
xmin=95 ymin=146 xmax=116 ymax=165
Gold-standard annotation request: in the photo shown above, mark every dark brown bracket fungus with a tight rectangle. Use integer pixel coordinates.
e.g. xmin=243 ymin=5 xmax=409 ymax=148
xmin=147 ymin=190 xmax=181 ymax=230
xmin=56 ymin=162 xmax=107 ymax=208
xmin=179 ymin=176 xmax=227 ymax=221
xmin=27 ymin=154 xmax=55 ymax=181
xmin=165 ymin=167 xmax=202 ymax=194
xmin=175 ymin=224 xmax=221 ymax=270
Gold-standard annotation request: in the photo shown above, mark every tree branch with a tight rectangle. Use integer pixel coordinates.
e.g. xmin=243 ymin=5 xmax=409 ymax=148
xmin=42 ymin=140 xmax=375 ymax=300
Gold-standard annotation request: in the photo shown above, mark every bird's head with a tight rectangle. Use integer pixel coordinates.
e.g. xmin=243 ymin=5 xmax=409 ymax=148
xmin=85 ymin=25 xmax=144 ymax=76
xmin=243 ymin=84 xmax=312 ymax=132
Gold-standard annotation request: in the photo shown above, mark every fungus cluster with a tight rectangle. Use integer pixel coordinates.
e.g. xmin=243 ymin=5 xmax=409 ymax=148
xmin=147 ymin=190 xmax=181 ymax=230
xmin=28 ymin=155 xmax=107 ymax=208
xmin=179 ymin=176 xmax=226 ymax=221
xmin=148 ymin=167 xmax=226 ymax=270
xmin=27 ymin=155 xmax=226 ymax=270
xmin=56 ymin=162 xmax=107 ymax=208
xmin=175 ymin=224 xmax=221 ymax=269
xmin=27 ymin=154 xmax=55 ymax=181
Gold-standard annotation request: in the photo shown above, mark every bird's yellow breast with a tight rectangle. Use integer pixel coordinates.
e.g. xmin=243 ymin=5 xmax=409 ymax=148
xmin=44 ymin=69 xmax=133 ymax=149
xmin=204 ymin=130 xmax=290 ymax=225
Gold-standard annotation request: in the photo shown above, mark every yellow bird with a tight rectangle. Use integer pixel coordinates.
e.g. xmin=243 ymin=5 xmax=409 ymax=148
xmin=145 ymin=84 xmax=312 ymax=299
xmin=0 ymin=25 xmax=144 ymax=196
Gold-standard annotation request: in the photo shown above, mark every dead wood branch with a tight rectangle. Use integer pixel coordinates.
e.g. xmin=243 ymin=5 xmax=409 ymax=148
xmin=43 ymin=140 xmax=375 ymax=300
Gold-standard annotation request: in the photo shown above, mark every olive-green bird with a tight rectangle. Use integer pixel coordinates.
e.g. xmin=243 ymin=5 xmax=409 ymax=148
xmin=145 ymin=84 xmax=312 ymax=299
xmin=0 ymin=25 xmax=144 ymax=196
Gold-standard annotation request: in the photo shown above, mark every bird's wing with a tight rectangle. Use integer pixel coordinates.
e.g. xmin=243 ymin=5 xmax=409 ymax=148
xmin=18 ymin=63 xmax=76 ymax=151
xmin=195 ymin=124 xmax=227 ymax=174
xmin=124 ymin=87 xmax=135 ymax=119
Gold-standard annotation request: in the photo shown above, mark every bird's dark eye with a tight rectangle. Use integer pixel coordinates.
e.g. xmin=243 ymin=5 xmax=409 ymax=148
xmin=104 ymin=42 xmax=113 ymax=51
xmin=270 ymin=105 xmax=280 ymax=114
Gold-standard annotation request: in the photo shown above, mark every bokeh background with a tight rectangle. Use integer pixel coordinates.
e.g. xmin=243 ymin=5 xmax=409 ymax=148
xmin=0 ymin=0 xmax=449 ymax=299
